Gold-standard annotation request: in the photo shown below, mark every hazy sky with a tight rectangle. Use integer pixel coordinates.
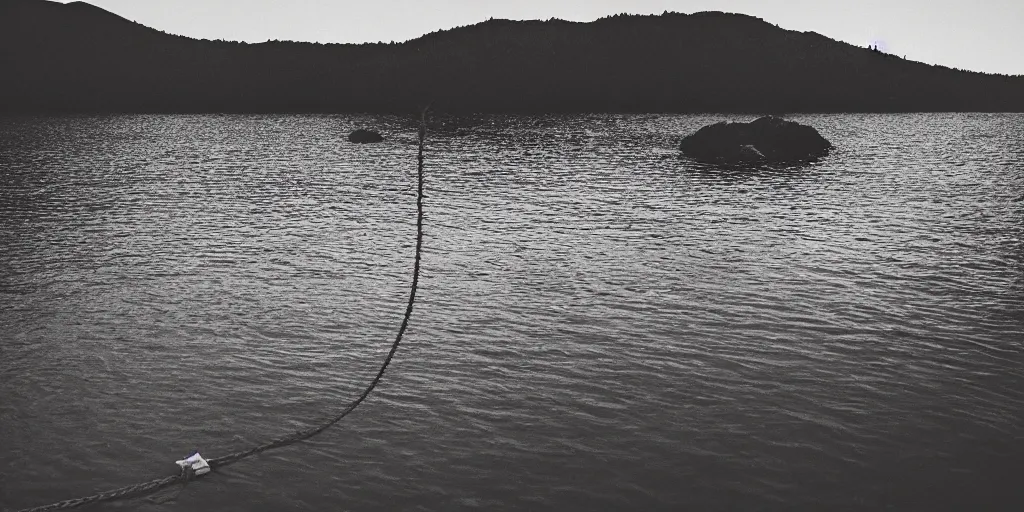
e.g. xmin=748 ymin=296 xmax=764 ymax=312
xmin=56 ymin=0 xmax=1024 ymax=75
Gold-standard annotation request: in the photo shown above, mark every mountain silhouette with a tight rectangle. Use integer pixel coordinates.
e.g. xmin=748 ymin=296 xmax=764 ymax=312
xmin=2 ymin=0 xmax=1022 ymax=113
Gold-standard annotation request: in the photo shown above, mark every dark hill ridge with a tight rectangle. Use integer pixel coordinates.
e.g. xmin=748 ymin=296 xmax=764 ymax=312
xmin=1 ymin=0 xmax=1022 ymax=113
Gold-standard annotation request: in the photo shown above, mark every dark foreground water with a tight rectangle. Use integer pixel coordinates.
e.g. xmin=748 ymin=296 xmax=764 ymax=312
xmin=1 ymin=114 xmax=1022 ymax=512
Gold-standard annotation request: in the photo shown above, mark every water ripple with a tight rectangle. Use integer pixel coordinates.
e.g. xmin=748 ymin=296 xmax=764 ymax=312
xmin=1 ymin=113 xmax=1022 ymax=511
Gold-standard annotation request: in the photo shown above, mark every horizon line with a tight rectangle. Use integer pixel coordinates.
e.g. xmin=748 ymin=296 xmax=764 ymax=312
xmin=47 ymin=0 xmax=1023 ymax=77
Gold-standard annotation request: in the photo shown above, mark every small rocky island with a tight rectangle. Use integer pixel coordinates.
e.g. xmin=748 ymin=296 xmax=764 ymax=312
xmin=348 ymin=129 xmax=383 ymax=143
xmin=680 ymin=116 xmax=832 ymax=164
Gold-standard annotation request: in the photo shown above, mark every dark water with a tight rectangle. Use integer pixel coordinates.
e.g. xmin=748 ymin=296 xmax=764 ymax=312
xmin=1 ymin=114 xmax=1022 ymax=512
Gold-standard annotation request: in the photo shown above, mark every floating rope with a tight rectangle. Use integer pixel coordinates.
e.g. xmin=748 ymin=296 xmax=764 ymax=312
xmin=15 ymin=111 xmax=429 ymax=512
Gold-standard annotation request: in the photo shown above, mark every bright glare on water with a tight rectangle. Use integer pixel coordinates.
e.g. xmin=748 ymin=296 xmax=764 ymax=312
xmin=1 ymin=114 xmax=1022 ymax=511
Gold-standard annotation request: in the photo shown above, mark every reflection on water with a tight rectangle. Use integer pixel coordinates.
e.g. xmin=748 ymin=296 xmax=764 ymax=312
xmin=1 ymin=114 xmax=1023 ymax=511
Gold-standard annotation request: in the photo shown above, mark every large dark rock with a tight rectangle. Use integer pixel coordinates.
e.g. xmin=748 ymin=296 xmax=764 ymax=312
xmin=679 ymin=116 xmax=832 ymax=164
xmin=348 ymin=129 xmax=383 ymax=143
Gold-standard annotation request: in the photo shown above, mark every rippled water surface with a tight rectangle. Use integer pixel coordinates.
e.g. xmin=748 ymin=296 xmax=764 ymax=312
xmin=1 ymin=114 xmax=1023 ymax=511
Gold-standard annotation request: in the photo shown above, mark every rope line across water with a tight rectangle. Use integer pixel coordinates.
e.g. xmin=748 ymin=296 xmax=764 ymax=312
xmin=14 ymin=113 xmax=429 ymax=512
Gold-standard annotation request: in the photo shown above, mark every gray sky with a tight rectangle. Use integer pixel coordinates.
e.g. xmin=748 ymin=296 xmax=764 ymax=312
xmin=57 ymin=0 xmax=1024 ymax=75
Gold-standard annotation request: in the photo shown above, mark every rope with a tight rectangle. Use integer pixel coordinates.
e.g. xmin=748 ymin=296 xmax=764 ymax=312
xmin=14 ymin=111 xmax=429 ymax=512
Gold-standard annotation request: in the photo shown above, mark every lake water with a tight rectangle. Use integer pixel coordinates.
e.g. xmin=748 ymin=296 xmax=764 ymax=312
xmin=1 ymin=114 xmax=1022 ymax=512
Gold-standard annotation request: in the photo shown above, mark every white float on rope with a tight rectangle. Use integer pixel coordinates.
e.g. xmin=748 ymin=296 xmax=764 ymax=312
xmin=175 ymin=452 xmax=211 ymax=477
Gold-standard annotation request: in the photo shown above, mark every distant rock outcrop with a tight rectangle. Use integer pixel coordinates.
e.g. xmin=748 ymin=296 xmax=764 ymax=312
xmin=679 ymin=116 xmax=832 ymax=164
xmin=348 ymin=129 xmax=383 ymax=143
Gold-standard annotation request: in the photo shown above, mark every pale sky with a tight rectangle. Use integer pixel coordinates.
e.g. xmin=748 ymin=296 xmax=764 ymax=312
xmin=56 ymin=0 xmax=1024 ymax=75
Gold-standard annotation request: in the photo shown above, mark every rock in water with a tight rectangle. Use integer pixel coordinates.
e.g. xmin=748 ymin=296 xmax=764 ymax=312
xmin=348 ymin=129 xmax=383 ymax=143
xmin=679 ymin=116 xmax=832 ymax=164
